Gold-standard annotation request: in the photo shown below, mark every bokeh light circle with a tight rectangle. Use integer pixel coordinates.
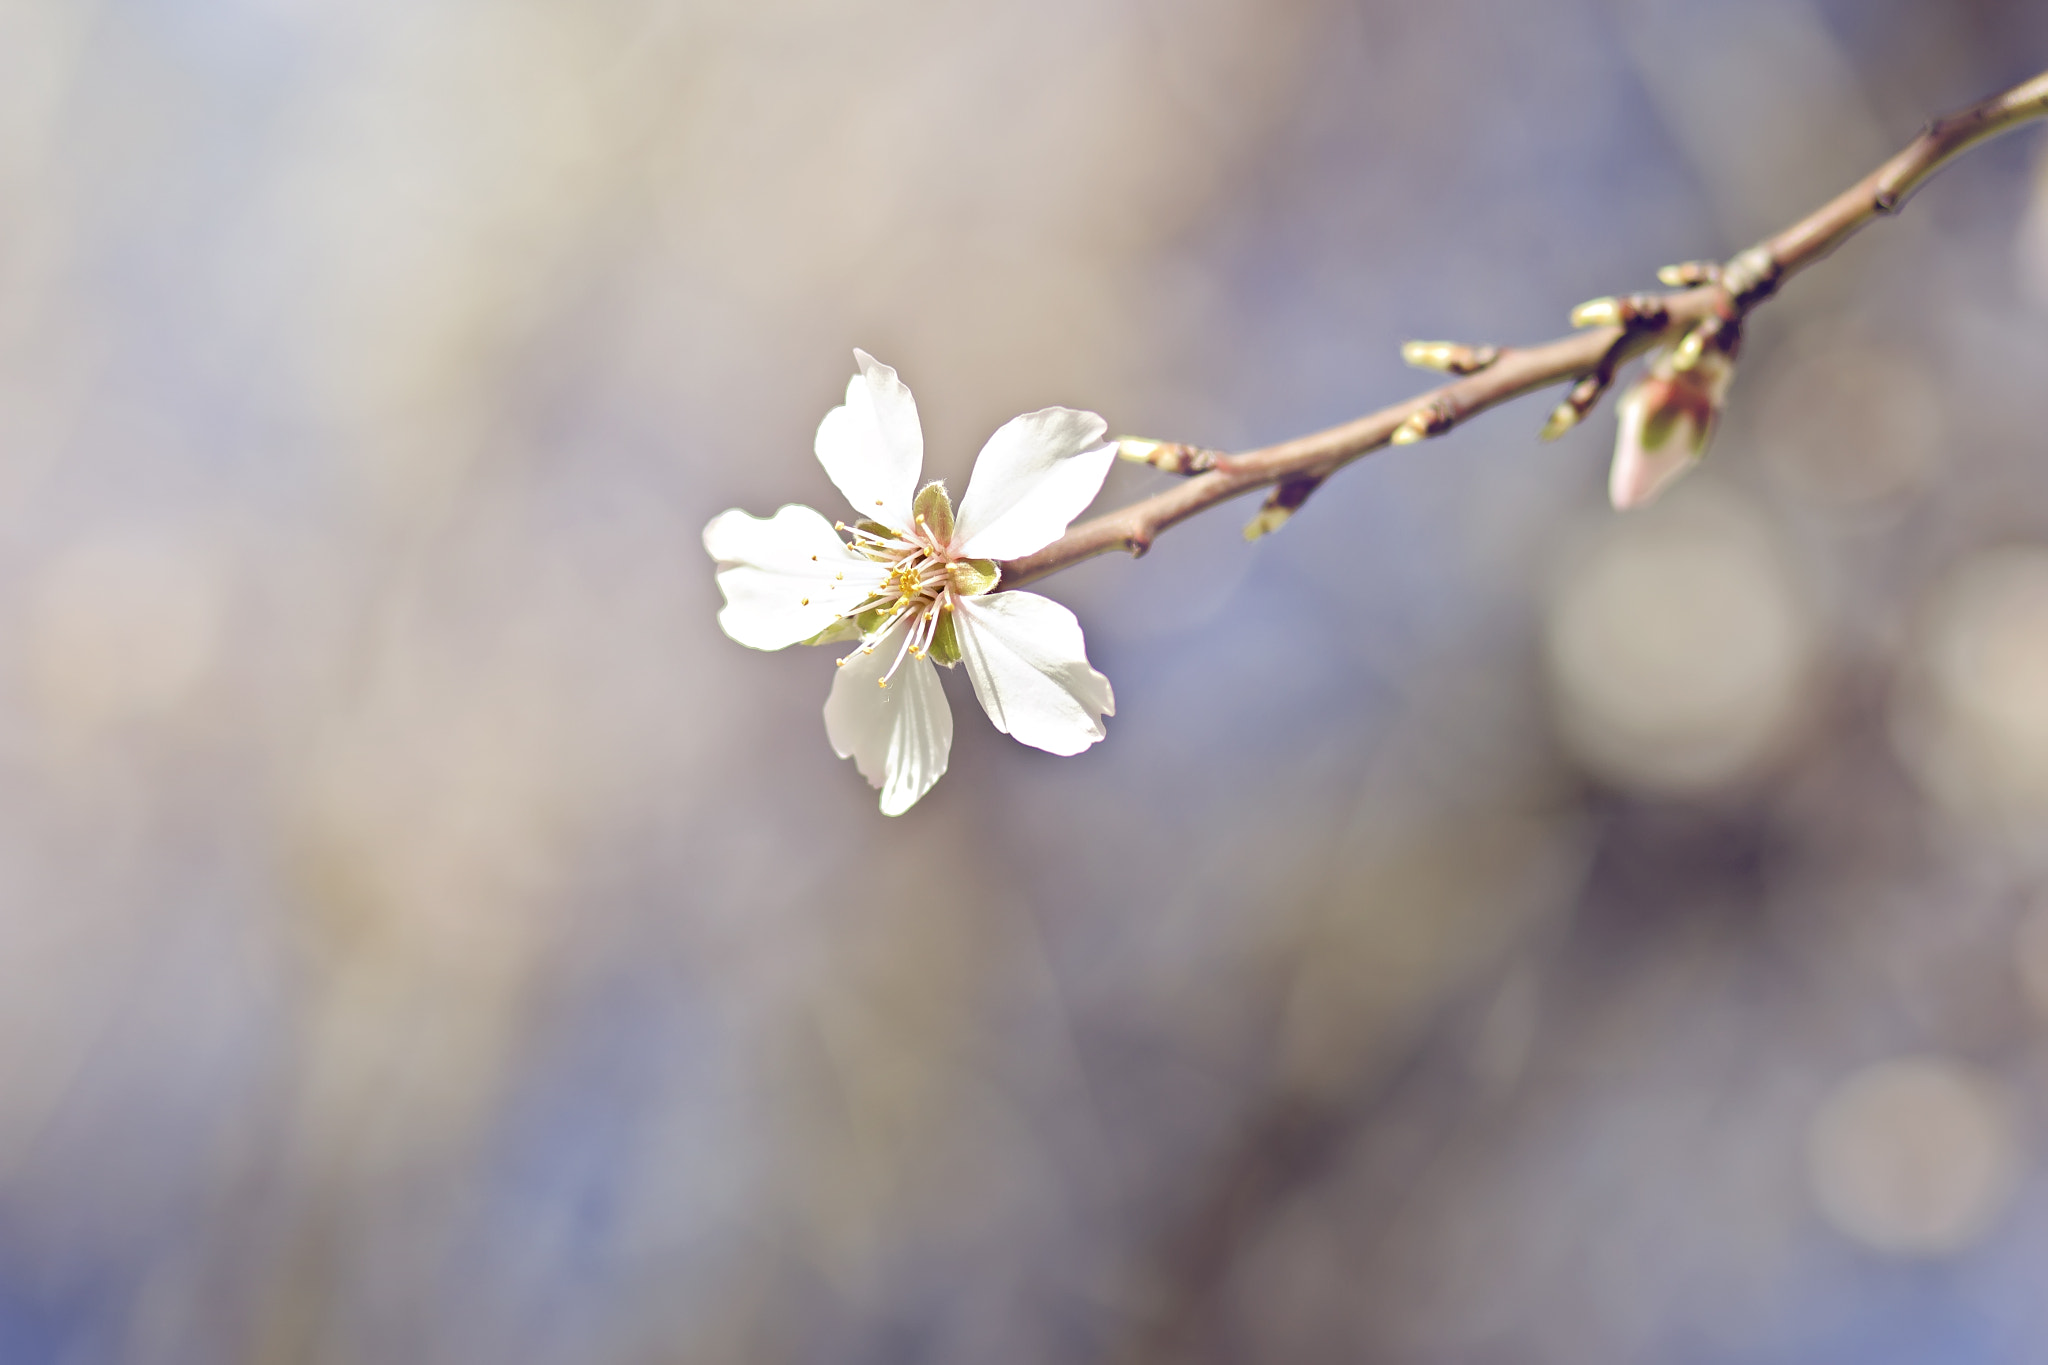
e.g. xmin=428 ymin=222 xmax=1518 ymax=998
xmin=1545 ymin=494 xmax=1816 ymax=795
xmin=1806 ymin=1056 xmax=2018 ymax=1257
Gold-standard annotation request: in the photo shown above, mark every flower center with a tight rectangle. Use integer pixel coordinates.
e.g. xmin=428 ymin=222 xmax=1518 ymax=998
xmin=830 ymin=482 xmax=998 ymax=685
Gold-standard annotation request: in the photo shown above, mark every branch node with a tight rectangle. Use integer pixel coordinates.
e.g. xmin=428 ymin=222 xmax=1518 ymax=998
xmin=1718 ymin=246 xmax=1781 ymax=310
xmin=1400 ymin=340 xmax=1500 ymax=375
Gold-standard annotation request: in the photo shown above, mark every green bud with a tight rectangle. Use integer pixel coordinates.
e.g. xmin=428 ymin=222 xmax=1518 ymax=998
xmin=1243 ymin=505 xmax=1292 ymax=540
xmin=1670 ymin=326 xmax=1708 ymax=372
xmin=1390 ymin=412 xmax=1430 ymax=446
xmin=1570 ymin=297 xmax=1623 ymax=328
xmin=1538 ymin=402 xmax=1580 ymax=442
xmin=1401 ymin=340 xmax=1499 ymax=375
xmin=1656 ymin=261 xmax=1718 ymax=288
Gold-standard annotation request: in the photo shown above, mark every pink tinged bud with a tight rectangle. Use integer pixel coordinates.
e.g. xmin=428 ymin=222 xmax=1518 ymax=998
xmin=1608 ymin=350 xmax=1734 ymax=510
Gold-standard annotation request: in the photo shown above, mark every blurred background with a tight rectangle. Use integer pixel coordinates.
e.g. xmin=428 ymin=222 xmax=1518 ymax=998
xmin=4 ymin=0 xmax=2048 ymax=1361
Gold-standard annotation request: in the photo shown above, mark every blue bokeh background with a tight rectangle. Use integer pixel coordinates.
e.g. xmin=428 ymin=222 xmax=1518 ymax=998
xmin=3 ymin=1 xmax=2048 ymax=1361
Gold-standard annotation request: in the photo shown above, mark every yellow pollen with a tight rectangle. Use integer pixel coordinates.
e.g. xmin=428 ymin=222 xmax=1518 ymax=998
xmin=875 ymin=500 xmax=884 ymax=507
xmin=800 ymin=598 xmax=809 ymax=605
xmin=877 ymin=678 xmax=888 ymax=688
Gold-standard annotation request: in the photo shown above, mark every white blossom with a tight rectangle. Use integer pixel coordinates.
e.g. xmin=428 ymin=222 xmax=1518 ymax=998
xmin=705 ymin=351 xmax=1117 ymax=814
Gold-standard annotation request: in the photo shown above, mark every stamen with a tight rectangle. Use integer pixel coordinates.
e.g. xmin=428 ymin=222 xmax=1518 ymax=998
xmin=839 ymin=523 xmax=900 ymax=552
xmin=862 ymin=598 xmax=916 ymax=643
xmin=878 ymin=613 xmax=921 ymax=686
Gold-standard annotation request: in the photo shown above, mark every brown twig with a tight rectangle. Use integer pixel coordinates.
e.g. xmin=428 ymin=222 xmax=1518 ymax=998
xmin=998 ymin=66 xmax=2048 ymax=590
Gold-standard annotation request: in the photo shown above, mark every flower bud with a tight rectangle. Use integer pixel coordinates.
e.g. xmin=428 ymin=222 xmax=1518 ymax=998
xmin=1609 ymin=346 xmax=1734 ymax=510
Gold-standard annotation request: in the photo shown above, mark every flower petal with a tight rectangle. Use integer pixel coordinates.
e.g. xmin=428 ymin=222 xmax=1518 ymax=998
xmin=814 ymin=350 xmax=922 ymax=529
xmin=823 ymin=616 xmax=953 ymax=815
xmin=952 ymin=407 xmax=1114 ymax=560
xmin=952 ymin=590 xmax=1113 ymax=756
xmin=704 ymin=505 xmax=888 ymax=650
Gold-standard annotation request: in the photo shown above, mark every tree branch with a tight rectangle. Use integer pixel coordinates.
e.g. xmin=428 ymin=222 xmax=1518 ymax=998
xmin=998 ymin=66 xmax=2048 ymax=591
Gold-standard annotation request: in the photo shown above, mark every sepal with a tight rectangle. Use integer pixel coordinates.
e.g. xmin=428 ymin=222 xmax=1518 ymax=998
xmin=800 ymin=617 xmax=861 ymax=646
xmin=946 ymin=558 xmax=1000 ymax=597
xmin=913 ymin=481 xmax=955 ymax=545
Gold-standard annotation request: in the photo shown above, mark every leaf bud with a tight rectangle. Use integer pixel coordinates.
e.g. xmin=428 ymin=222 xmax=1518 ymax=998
xmin=1570 ymin=296 xmax=1624 ymax=328
xmin=1401 ymin=340 xmax=1500 ymax=374
xmin=1390 ymin=411 xmax=1431 ymax=445
xmin=1539 ymin=402 xmax=1581 ymax=442
xmin=1656 ymin=261 xmax=1719 ymax=288
xmin=1242 ymin=504 xmax=1292 ymax=541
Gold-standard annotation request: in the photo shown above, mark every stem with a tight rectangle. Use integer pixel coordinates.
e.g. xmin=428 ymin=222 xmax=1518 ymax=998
xmin=999 ymin=66 xmax=2048 ymax=591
